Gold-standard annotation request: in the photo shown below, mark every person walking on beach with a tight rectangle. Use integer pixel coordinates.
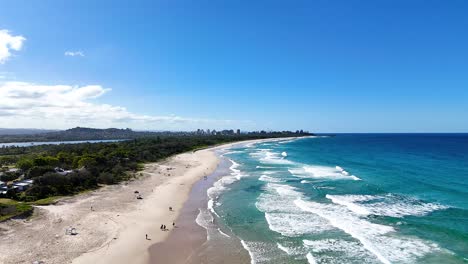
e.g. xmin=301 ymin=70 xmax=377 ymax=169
xmin=146 ymin=234 xmax=148 ymax=240
xmin=160 ymin=224 xmax=163 ymax=230
xmin=173 ymin=222 xmax=175 ymax=227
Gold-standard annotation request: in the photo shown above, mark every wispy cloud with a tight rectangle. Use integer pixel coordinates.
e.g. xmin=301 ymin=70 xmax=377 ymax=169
xmin=0 ymin=30 xmax=25 ymax=64
xmin=64 ymin=51 xmax=85 ymax=57
xmin=0 ymin=81 xmax=241 ymax=130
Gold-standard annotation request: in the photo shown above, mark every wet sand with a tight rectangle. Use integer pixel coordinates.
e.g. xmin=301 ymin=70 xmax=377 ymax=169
xmin=149 ymin=150 xmax=252 ymax=264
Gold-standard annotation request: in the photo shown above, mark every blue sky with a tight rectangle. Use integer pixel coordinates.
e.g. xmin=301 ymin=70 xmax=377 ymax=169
xmin=0 ymin=0 xmax=467 ymax=132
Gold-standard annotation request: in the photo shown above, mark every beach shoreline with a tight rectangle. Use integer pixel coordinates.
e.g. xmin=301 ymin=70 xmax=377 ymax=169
xmin=148 ymin=154 xmax=251 ymax=264
xmin=0 ymin=136 xmax=305 ymax=264
xmin=148 ymin=136 xmax=309 ymax=264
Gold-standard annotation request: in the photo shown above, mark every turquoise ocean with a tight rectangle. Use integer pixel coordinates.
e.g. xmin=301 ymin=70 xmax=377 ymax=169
xmin=199 ymin=134 xmax=468 ymax=264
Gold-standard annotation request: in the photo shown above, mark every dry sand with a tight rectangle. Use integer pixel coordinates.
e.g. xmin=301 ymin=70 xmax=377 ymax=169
xmin=0 ymin=137 xmax=302 ymax=264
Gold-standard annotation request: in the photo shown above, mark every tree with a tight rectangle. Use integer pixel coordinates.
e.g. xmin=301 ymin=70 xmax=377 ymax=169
xmin=33 ymin=156 xmax=59 ymax=167
xmin=26 ymin=166 xmax=55 ymax=179
xmin=77 ymin=156 xmax=97 ymax=168
xmin=57 ymin=151 xmax=73 ymax=165
xmin=17 ymin=158 xmax=34 ymax=171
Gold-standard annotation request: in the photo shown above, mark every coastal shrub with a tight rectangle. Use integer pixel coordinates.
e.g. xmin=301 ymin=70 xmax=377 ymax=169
xmin=33 ymin=156 xmax=59 ymax=167
xmin=0 ymin=172 xmax=19 ymax=182
xmin=69 ymin=170 xmax=97 ymax=190
xmin=33 ymin=172 xmax=73 ymax=195
xmin=97 ymin=172 xmax=115 ymax=184
xmin=25 ymin=185 xmax=56 ymax=200
xmin=26 ymin=166 xmax=55 ymax=179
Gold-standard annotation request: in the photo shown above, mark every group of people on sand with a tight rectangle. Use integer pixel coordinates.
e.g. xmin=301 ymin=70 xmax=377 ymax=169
xmin=160 ymin=222 xmax=176 ymax=231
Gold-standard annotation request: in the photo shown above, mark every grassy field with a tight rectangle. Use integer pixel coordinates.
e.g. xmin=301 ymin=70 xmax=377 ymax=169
xmin=0 ymin=198 xmax=33 ymax=222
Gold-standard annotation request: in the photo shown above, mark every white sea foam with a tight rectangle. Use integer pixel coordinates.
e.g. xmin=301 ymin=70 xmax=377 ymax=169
xmin=206 ymin=159 xmax=247 ymax=218
xmin=195 ymin=209 xmax=209 ymax=229
xmin=256 ymin=183 xmax=332 ymax=237
xmin=256 ymin=166 xmax=275 ymax=169
xmin=259 ymin=175 xmax=284 ymax=183
xmin=195 ymin=208 xmax=214 ymax=240
xmin=222 ymin=150 xmax=243 ymax=155
xmin=316 ymin=186 xmax=335 ymax=190
xmin=278 ymin=139 xmax=297 ymax=144
xmin=249 ymin=149 xmax=272 ymax=157
xmin=306 ymin=252 xmax=318 ymax=264
xmin=276 ymin=242 xmax=307 ymax=256
xmin=241 ymin=240 xmax=256 ymax=264
xmin=250 ymin=149 xmax=294 ymax=165
xmin=217 ymin=228 xmax=231 ymax=238
xmin=303 ymin=239 xmax=377 ymax=263
xmin=326 ymin=194 xmax=449 ymax=218
xmin=241 ymin=241 xmax=275 ymax=264
xmin=300 ymin=180 xmax=311 ymax=184
xmin=244 ymin=142 xmax=257 ymax=148
xmin=264 ymin=212 xmax=331 ymax=236
xmin=208 ymin=159 xmax=245 ymax=198
xmin=289 ymin=165 xmax=360 ymax=180
xmin=295 ymin=198 xmax=440 ymax=263
xmin=276 ymin=243 xmax=290 ymax=254
xmin=207 ymin=199 xmax=220 ymax=217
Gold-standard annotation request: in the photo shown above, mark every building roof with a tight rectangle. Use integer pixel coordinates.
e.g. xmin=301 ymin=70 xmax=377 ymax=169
xmin=14 ymin=182 xmax=31 ymax=187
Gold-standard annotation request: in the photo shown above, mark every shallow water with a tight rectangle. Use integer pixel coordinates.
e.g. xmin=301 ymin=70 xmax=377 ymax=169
xmin=202 ymin=134 xmax=468 ymax=263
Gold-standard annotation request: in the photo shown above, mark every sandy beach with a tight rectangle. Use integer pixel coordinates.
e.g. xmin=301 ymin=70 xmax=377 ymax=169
xmin=0 ymin=137 xmax=297 ymax=264
xmin=0 ymin=148 xmax=218 ymax=264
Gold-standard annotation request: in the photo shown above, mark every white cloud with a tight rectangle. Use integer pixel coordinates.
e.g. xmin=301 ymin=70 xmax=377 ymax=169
xmin=64 ymin=51 xmax=85 ymax=57
xmin=0 ymin=30 xmax=25 ymax=64
xmin=0 ymin=81 xmax=242 ymax=130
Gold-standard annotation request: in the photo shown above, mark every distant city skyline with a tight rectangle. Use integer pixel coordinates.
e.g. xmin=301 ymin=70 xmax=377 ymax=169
xmin=1 ymin=0 xmax=467 ymax=132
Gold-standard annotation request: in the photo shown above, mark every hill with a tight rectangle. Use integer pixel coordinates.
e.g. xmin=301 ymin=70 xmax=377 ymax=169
xmin=0 ymin=127 xmax=156 ymax=143
xmin=0 ymin=128 xmax=58 ymax=136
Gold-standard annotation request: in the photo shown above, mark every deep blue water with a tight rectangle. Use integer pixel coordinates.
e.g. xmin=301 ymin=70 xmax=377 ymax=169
xmin=208 ymin=134 xmax=468 ymax=263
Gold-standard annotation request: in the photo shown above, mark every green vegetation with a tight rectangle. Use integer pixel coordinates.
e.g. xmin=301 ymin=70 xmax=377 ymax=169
xmin=0 ymin=130 xmax=311 ymax=203
xmin=0 ymin=198 xmax=33 ymax=222
xmin=29 ymin=196 xmax=63 ymax=206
